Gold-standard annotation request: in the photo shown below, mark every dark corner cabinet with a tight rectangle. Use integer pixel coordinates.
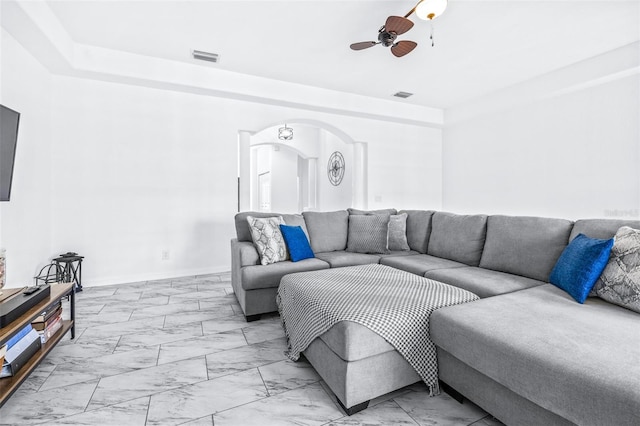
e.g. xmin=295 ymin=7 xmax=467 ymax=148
xmin=0 ymin=282 xmax=75 ymax=407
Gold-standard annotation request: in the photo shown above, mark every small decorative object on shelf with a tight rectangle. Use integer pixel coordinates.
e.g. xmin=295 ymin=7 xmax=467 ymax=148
xmin=53 ymin=252 xmax=84 ymax=292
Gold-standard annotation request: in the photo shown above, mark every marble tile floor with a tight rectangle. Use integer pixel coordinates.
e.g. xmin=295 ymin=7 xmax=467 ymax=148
xmin=0 ymin=273 xmax=505 ymax=426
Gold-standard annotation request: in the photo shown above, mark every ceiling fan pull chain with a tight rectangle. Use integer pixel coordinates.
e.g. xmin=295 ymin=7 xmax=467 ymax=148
xmin=430 ymin=21 xmax=435 ymax=47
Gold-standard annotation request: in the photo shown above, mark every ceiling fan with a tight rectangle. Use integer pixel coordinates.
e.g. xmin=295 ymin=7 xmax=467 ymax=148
xmin=350 ymin=0 xmax=448 ymax=58
xmin=350 ymin=16 xmax=417 ymax=58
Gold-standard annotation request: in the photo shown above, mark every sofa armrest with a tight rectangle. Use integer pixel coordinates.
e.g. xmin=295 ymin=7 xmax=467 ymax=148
xmin=231 ymin=239 xmax=260 ymax=267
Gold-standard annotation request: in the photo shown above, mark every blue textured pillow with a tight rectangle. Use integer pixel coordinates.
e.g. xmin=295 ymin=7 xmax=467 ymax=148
xmin=549 ymin=233 xmax=614 ymax=303
xmin=279 ymin=225 xmax=315 ymax=262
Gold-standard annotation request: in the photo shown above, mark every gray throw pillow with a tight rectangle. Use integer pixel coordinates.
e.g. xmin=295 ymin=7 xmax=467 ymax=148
xmin=388 ymin=213 xmax=410 ymax=251
xmin=346 ymin=214 xmax=390 ymax=254
xmin=246 ymin=216 xmax=288 ymax=265
xmin=593 ymin=226 xmax=640 ymax=313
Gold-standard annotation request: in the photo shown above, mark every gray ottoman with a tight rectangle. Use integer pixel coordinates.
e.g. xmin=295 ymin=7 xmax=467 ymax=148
xmin=277 ymin=264 xmax=479 ymax=415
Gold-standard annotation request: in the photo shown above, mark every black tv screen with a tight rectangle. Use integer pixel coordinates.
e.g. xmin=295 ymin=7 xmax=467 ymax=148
xmin=0 ymin=105 xmax=20 ymax=202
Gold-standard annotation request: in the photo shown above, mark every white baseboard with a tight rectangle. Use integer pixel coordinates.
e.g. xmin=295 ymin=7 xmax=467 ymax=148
xmin=81 ymin=265 xmax=231 ymax=288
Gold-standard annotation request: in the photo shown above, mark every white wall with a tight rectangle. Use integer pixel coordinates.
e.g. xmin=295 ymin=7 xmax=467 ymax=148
xmin=317 ymin=131 xmax=353 ymax=211
xmin=368 ymin=126 xmax=442 ymax=210
xmin=48 ymin=75 xmax=241 ymax=286
xmin=1 ymin=35 xmax=442 ymax=287
xmin=443 ymin=45 xmax=639 ymax=220
xmin=0 ymin=29 xmax=53 ymax=287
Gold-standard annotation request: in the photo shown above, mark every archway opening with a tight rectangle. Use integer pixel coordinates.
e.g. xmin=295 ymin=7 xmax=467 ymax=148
xmin=238 ymin=120 xmax=367 ymax=213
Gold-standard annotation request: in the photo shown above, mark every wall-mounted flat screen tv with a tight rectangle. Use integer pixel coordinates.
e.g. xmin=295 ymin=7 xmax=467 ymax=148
xmin=0 ymin=105 xmax=20 ymax=202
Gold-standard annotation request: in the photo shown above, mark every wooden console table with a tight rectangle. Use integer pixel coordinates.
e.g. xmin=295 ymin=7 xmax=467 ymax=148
xmin=0 ymin=282 xmax=75 ymax=407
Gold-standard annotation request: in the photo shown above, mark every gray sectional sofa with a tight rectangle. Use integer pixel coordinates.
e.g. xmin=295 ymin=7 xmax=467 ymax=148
xmin=230 ymin=209 xmax=640 ymax=426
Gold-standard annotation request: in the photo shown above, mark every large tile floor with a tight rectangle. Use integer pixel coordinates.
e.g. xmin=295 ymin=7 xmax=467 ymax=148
xmin=1 ymin=273 xmax=504 ymax=426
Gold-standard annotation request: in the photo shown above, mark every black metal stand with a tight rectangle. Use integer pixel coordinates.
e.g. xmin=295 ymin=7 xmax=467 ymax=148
xmin=53 ymin=254 xmax=84 ymax=292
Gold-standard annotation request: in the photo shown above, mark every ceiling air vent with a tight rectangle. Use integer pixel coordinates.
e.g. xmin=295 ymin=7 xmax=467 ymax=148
xmin=393 ymin=91 xmax=413 ymax=98
xmin=192 ymin=50 xmax=220 ymax=63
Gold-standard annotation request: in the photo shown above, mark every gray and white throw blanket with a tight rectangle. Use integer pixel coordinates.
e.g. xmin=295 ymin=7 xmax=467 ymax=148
xmin=276 ymin=263 xmax=479 ymax=396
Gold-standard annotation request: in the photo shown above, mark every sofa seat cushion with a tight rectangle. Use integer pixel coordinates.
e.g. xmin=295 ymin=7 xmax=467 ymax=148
xmin=241 ymin=258 xmax=330 ymax=290
xmin=380 ymin=254 xmax=466 ymax=276
xmin=314 ymin=251 xmax=381 ymax=268
xmin=425 ymin=267 xmax=545 ymax=298
xmin=319 ymin=321 xmax=395 ymax=362
xmin=430 ymin=284 xmax=640 ymax=426
xmin=479 ymin=215 xmax=573 ymax=282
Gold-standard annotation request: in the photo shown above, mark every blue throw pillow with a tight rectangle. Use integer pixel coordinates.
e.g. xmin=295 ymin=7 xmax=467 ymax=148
xmin=549 ymin=233 xmax=614 ymax=303
xmin=279 ymin=225 xmax=315 ymax=262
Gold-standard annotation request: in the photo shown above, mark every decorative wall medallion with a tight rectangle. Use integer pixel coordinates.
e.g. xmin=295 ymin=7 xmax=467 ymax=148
xmin=327 ymin=151 xmax=345 ymax=186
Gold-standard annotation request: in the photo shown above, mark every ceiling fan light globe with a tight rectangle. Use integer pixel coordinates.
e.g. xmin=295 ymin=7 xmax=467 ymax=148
xmin=415 ymin=0 xmax=448 ymax=20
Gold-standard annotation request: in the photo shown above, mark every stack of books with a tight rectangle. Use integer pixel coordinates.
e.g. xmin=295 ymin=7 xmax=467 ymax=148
xmin=31 ymin=301 xmax=62 ymax=344
xmin=0 ymin=324 xmax=42 ymax=378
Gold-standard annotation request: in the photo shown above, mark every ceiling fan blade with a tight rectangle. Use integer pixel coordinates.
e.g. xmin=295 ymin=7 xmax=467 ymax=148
xmin=350 ymin=41 xmax=377 ymax=51
xmin=391 ymin=40 xmax=417 ymax=57
xmin=385 ymin=16 xmax=414 ymax=35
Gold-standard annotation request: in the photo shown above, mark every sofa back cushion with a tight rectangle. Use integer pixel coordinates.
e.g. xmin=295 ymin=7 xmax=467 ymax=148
xmin=347 ymin=208 xmax=397 ymax=216
xmin=480 ymin=215 xmax=573 ymax=282
xmin=399 ymin=210 xmax=435 ymax=254
xmin=235 ymin=212 xmax=309 ymax=242
xmin=428 ymin=212 xmax=488 ymax=266
xmin=235 ymin=211 xmax=282 ymax=242
xmin=281 ymin=214 xmax=310 ymax=240
xmin=570 ymin=218 xmax=640 ymax=240
xmin=303 ymin=210 xmax=349 ymax=253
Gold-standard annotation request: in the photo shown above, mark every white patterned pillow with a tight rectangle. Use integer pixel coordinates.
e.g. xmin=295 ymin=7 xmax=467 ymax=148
xmin=593 ymin=226 xmax=640 ymax=313
xmin=247 ymin=216 xmax=288 ymax=265
xmin=388 ymin=213 xmax=410 ymax=251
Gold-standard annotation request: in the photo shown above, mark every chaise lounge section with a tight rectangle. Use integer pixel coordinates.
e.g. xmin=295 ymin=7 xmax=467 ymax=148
xmin=430 ymin=218 xmax=640 ymax=426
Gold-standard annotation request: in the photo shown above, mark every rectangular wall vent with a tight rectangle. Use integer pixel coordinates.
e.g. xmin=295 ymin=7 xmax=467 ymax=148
xmin=192 ymin=50 xmax=220 ymax=63
xmin=393 ymin=91 xmax=413 ymax=98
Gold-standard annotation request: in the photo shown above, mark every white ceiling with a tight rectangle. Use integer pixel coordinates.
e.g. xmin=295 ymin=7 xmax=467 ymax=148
xmin=45 ymin=0 xmax=639 ymax=109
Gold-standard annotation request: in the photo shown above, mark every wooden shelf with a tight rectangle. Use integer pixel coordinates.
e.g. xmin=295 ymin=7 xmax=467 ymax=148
xmin=0 ymin=282 xmax=75 ymax=407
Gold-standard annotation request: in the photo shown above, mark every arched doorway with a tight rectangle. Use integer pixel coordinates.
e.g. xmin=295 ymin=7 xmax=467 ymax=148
xmin=238 ymin=120 xmax=367 ymax=213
